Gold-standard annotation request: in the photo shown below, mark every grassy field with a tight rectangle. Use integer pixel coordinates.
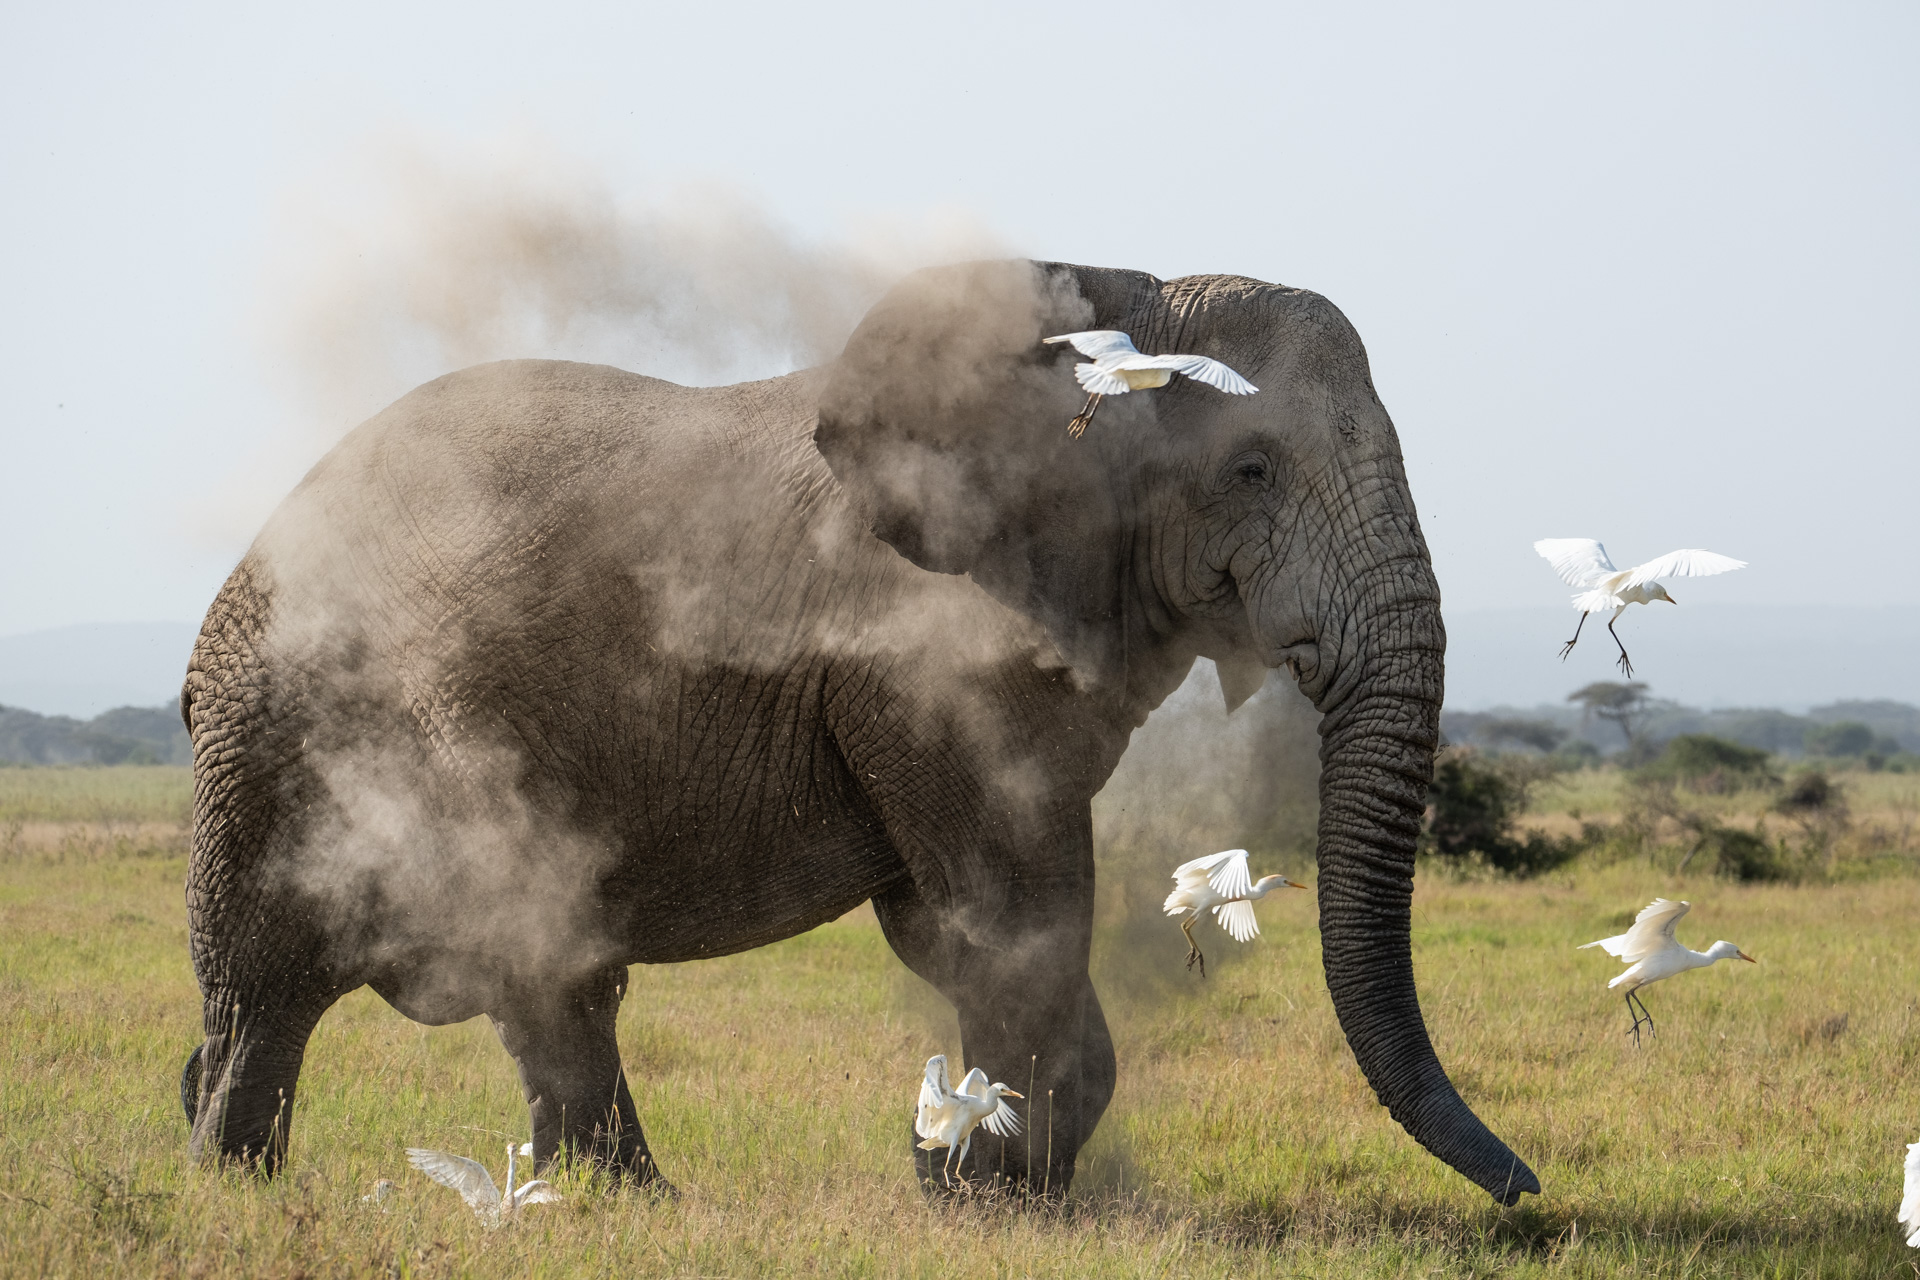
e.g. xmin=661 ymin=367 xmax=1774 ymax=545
xmin=3 ymin=765 xmax=1919 ymax=1276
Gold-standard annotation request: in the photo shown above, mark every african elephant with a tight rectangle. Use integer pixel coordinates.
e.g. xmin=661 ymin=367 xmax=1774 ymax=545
xmin=178 ymin=259 xmax=1539 ymax=1204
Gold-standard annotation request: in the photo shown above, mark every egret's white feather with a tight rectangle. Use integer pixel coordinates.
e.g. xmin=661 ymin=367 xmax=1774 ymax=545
xmin=980 ymin=1097 xmax=1024 ymax=1138
xmin=1201 ymin=849 xmax=1254 ymax=901
xmin=1619 ymin=548 xmax=1748 ymax=589
xmin=514 ymin=1181 xmax=562 ymax=1207
xmin=1572 ymin=586 xmax=1625 ymax=614
xmin=1899 ymin=1141 xmax=1920 ymax=1247
xmin=916 ymin=1054 xmax=951 ymax=1140
xmin=1073 ymin=363 xmax=1132 ymax=395
xmin=1534 ymin=538 xmax=1617 ymax=587
xmin=1580 ymin=898 xmax=1691 ymax=966
xmin=406 ymin=1148 xmax=501 ymax=1213
xmin=1214 ymin=899 xmax=1261 ymax=943
xmin=1152 ymin=353 xmax=1258 ymax=394
xmin=1045 ymin=330 xmax=1140 ymax=359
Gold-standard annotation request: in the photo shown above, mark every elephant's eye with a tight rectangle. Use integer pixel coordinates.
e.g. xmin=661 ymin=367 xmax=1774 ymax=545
xmin=1238 ymin=462 xmax=1267 ymax=483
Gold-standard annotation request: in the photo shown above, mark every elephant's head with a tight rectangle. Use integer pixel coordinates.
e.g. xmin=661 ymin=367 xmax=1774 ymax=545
xmin=814 ymin=259 xmax=1539 ymax=1204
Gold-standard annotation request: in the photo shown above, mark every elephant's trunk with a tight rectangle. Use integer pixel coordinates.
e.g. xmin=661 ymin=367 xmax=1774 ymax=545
xmin=1310 ymin=613 xmax=1540 ymax=1205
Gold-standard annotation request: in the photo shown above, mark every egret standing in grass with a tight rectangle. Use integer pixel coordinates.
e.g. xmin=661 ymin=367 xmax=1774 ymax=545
xmin=406 ymin=1141 xmax=561 ymax=1226
xmin=914 ymin=1054 xmax=1023 ymax=1187
xmin=1163 ymin=848 xmax=1308 ymax=978
xmin=1580 ymin=898 xmax=1754 ymax=1046
xmin=1534 ymin=538 xmax=1746 ymax=677
xmin=1043 ymin=330 xmax=1257 ymax=436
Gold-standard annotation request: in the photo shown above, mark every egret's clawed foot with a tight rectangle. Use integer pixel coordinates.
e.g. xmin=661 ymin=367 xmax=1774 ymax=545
xmin=1558 ymin=638 xmax=1578 ymax=660
xmin=1615 ymin=651 xmax=1635 ymax=678
xmin=1066 ymin=393 xmax=1103 ymax=438
xmin=1624 ymin=991 xmax=1656 ymax=1047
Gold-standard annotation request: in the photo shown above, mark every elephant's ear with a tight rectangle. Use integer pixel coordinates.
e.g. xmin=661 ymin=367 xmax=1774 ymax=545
xmin=815 ymin=260 xmax=1164 ymax=670
xmin=1216 ymin=655 xmax=1270 ymax=714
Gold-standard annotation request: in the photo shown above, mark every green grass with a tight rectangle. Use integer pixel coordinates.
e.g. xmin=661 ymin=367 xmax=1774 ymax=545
xmin=3 ymin=767 xmax=1917 ymax=1275
xmin=0 ymin=765 xmax=192 ymax=824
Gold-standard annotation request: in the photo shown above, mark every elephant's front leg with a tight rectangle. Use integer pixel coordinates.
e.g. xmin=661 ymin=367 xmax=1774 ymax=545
xmin=873 ymin=877 xmax=1114 ymax=1199
xmin=488 ymin=963 xmax=665 ymax=1186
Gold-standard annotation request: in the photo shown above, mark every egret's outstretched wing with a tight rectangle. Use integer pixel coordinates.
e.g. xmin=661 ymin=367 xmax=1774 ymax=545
xmin=1535 ymin=538 xmax=1616 ymax=588
xmin=1155 ymin=353 xmax=1258 ymax=394
xmin=917 ymin=1055 xmax=950 ymax=1138
xmin=1899 ymin=1142 xmax=1920 ymax=1246
xmin=1072 ymin=362 xmax=1133 ymax=395
xmin=1202 ymin=849 xmax=1254 ymax=901
xmin=1620 ymin=549 xmax=1747 ymax=589
xmin=956 ymin=1067 xmax=991 ymax=1099
xmin=1214 ymin=899 xmax=1261 ymax=943
xmin=513 ymin=1180 xmax=563 ymax=1208
xmin=980 ymin=1096 xmax=1024 ymax=1138
xmin=1044 ymin=330 xmax=1139 ymax=360
xmin=406 ymin=1148 xmax=501 ymax=1213
xmin=1583 ymin=898 xmax=1690 ymax=965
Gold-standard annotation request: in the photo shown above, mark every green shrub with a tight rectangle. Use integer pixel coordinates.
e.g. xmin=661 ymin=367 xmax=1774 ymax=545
xmin=1701 ymin=825 xmax=1793 ymax=883
xmin=1422 ymin=753 xmax=1578 ymax=877
xmin=1638 ymin=734 xmax=1777 ymax=791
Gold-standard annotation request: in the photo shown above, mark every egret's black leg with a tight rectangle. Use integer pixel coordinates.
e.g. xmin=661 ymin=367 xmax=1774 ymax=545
xmin=1067 ymin=393 xmax=1103 ymax=437
xmin=1624 ymin=992 xmax=1641 ymax=1047
xmin=1559 ymin=612 xmax=1588 ymax=660
xmin=1607 ymin=616 xmax=1634 ymax=678
xmin=1631 ymin=990 xmax=1656 ymax=1041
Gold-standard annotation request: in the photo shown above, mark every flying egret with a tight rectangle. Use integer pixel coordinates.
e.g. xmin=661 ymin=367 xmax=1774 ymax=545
xmin=406 ymin=1141 xmax=561 ymax=1227
xmin=1579 ymin=898 xmax=1754 ymax=1046
xmin=1900 ymin=1142 xmax=1920 ymax=1247
xmin=1043 ymin=330 xmax=1257 ymax=437
xmin=1534 ymin=538 xmax=1745 ymax=677
xmin=914 ymin=1054 xmax=1023 ymax=1187
xmin=1162 ymin=848 xmax=1308 ymax=978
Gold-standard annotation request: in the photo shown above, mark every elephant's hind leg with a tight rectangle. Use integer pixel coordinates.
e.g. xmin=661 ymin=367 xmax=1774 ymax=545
xmin=489 ymin=963 xmax=665 ymax=1187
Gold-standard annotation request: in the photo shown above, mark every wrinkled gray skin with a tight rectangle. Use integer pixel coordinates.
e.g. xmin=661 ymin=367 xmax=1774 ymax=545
xmin=181 ymin=260 xmax=1538 ymax=1204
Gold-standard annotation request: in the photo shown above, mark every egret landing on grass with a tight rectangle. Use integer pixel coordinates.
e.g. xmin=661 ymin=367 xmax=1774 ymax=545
xmin=1579 ymin=898 xmax=1754 ymax=1046
xmin=1534 ymin=538 xmax=1745 ymax=677
xmin=1900 ymin=1143 xmax=1920 ymax=1247
xmin=406 ymin=1142 xmax=561 ymax=1227
xmin=1163 ymin=848 xmax=1307 ymax=978
xmin=1043 ymin=330 xmax=1256 ymax=436
xmin=914 ymin=1054 xmax=1023 ymax=1188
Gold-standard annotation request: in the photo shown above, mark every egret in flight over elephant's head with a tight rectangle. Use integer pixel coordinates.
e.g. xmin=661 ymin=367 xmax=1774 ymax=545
xmin=177 ymin=256 xmax=1540 ymax=1206
xmin=1043 ymin=329 xmax=1256 ymax=436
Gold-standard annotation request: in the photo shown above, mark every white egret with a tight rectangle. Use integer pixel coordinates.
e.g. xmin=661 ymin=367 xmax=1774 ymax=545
xmin=406 ymin=1141 xmax=560 ymax=1227
xmin=1043 ymin=330 xmax=1257 ymax=436
xmin=1534 ymin=538 xmax=1745 ymax=677
xmin=1162 ymin=848 xmax=1308 ymax=978
xmin=1579 ymin=898 xmax=1754 ymax=1046
xmin=914 ymin=1054 xmax=1023 ymax=1187
xmin=1900 ymin=1142 xmax=1920 ymax=1247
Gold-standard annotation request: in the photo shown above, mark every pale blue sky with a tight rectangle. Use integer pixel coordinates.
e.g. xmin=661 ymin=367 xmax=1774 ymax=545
xmin=4 ymin=3 xmax=1916 ymax=652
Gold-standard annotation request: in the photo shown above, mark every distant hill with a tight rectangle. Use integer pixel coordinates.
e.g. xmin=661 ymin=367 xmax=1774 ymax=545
xmin=1443 ymin=696 xmax=1920 ymax=758
xmin=0 ymin=702 xmax=191 ymax=765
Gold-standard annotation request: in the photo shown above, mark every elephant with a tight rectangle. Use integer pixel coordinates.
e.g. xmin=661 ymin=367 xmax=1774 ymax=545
xmin=178 ymin=258 xmax=1540 ymax=1205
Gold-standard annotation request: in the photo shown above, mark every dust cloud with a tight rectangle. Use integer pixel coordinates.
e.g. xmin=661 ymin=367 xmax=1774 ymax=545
xmin=1090 ymin=659 xmax=1321 ymax=1004
xmin=263 ymin=131 xmax=1005 ymax=432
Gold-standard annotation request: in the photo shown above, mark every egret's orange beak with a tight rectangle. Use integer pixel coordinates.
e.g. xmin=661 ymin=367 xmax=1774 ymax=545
xmin=1287 ymin=881 xmax=1309 ymax=890
xmin=1737 ymin=951 xmax=1756 ymax=963
xmin=1001 ymin=1089 xmax=1024 ymax=1099
xmin=1665 ymin=594 xmax=1678 ymax=604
